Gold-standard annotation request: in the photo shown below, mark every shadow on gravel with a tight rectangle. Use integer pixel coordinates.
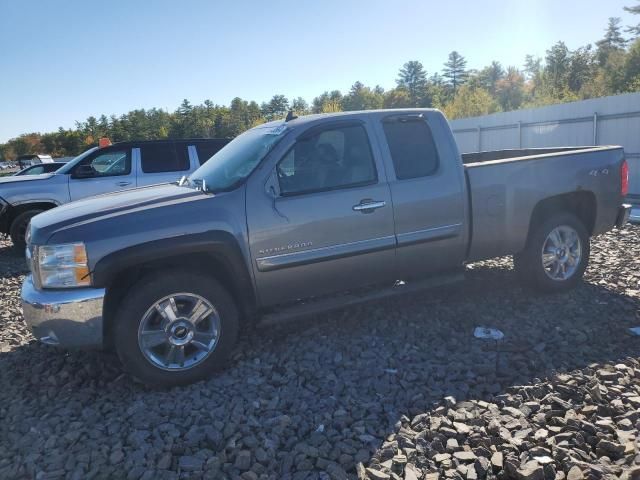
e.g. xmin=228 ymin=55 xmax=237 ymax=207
xmin=1 ymin=255 xmax=638 ymax=478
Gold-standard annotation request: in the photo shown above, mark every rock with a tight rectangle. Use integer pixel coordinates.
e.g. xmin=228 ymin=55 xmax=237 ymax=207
xmin=453 ymin=422 xmax=471 ymax=435
xmin=109 ymin=450 xmax=124 ymax=465
xmin=366 ymin=468 xmax=391 ymax=480
xmin=157 ymin=453 xmax=172 ymax=470
xmin=567 ymin=466 xmax=584 ymax=480
xmin=474 ymin=457 xmax=490 ymax=476
xmin=178 ymin=456 xmax=203 ymax=472
xmin=453 ymin=451 xmax=477 ymax=463
xmin=596 ymin=439 xmax=625 ymax=458
xmin=447 ymin=438 xmax=460 ymax=451
xmin=404 ymin=464 xmax=420 ymax=480
xmin=491 ymin=452 xmax=503 ymax=472
xmin=234 ymin=450 xmax=251 ymax=471
xmin=326 ymin=462 xmax=348 ymax=480
xmin=516 ymin=461 xmax=544 ymax=480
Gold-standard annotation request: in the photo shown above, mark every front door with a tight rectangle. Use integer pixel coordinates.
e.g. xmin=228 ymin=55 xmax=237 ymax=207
xmin=246 ymin=119 xmax=396 ymax=307
xmin=68 ymin=147 xmax=136 ymax=201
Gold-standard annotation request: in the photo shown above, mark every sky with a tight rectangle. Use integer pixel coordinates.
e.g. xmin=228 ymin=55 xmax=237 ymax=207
xmin=0 ymin=0 xmax=637 ymax=142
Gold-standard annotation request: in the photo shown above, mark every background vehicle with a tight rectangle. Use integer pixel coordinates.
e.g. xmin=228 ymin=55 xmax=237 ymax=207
xmin=15 ymin=154 xmax=54 ymax=169
xmin=14 ymin=162 xmax=65 ymax=176
xmin=0 ymin=138 xmax=230 ymax=249
xmin=21 ymin=109 xmax=630 ymax=386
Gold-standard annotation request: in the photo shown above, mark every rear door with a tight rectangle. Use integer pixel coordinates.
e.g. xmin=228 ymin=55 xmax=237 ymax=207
xmin=376 ymin=112 xmax=467 ymax=279
xmin=68 ymin=147 xmax=136 ymax=201
xmin=137 ymin=142 xmax=191 ymax=186
xmin=246 ymin=119 xmax=396 ymax=307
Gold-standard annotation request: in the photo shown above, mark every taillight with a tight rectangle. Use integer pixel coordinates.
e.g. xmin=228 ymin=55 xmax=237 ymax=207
xmin=621 ymin=159 xmax=629 ymax=196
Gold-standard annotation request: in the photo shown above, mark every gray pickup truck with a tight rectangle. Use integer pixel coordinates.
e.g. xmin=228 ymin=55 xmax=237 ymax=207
xmin=21 ymin=109 xmax=631 ymax=386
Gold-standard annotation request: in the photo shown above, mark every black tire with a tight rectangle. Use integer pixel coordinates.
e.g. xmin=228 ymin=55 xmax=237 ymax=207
xmin=9 ymin=209 xmax=43 ymax=252
xmin=113 ymin=271 xmax=239 ymax=387
xmin=514 ymin=212 xmax=590 ymax=293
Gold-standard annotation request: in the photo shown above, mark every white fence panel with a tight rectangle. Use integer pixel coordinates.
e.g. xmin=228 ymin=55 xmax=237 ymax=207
xmin=449 ymin=92 xmax=640 ymax=199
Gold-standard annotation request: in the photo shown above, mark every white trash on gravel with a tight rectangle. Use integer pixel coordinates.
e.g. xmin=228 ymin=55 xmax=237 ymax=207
xmin=473 ymin=326 xmax=505 ymax=341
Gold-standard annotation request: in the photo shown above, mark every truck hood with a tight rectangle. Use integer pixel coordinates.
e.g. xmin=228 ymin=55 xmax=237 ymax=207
xmin=0 ymin=173 xmax=56 ymax=184
xmin=30 ymin=183 xmax=208 ymax=244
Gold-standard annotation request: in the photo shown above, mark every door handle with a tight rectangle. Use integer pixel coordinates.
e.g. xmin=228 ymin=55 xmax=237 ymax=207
xmin=116 ymin=181 xmax=132 ymax=187
xmin=353 ymin=200 xmax=386 ymax=213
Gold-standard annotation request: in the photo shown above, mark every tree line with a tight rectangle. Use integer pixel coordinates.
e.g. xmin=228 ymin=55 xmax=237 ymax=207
xmin=3 ymin=3 xmax=640 ymax=160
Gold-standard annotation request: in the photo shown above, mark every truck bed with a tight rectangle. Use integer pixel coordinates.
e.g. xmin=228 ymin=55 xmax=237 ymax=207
xmin=462 ymin=146 xmax=625 ymax=262
xmin=462 ymin=146 xmax=605 ymax=165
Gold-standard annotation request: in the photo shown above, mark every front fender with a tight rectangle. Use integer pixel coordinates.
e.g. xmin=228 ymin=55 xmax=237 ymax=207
xmin=91 ymin=231 xmax=256 ymax=312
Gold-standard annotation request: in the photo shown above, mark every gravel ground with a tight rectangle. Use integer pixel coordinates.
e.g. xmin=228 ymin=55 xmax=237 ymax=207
xmin=0 ymin=226 xmax=639 ymax=480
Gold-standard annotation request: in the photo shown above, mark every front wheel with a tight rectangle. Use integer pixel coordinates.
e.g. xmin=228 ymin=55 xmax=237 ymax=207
xmin=514 ymin=212 xmax=590 ymax=293
xmin=113 ymin=271 xmax=239 ymax=387
xmin=10 ymin=209 xmax=43 ymax=252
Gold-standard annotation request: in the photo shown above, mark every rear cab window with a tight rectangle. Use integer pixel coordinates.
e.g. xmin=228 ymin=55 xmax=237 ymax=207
xmin=382 ymin=117 xmax=439 ymax=180
xmin=196 ymin=143 xmax=224 ymax=165
xmin=141 ymin=143 xmax=189 ymax=173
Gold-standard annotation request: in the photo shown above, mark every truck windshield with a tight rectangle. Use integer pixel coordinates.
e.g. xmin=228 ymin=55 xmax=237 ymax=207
xmin=56 ymin=147 xmax=99 ymax=174
xmin=188 ymin=124 xmax=288 ymax=192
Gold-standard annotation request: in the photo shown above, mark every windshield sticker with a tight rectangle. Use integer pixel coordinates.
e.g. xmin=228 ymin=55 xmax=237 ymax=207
xmin=265 ymin=124 xmax=288 ymax=136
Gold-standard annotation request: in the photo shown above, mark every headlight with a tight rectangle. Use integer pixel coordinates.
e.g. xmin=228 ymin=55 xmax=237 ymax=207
xmin=34 ymin=243 xmax=90 ymax=288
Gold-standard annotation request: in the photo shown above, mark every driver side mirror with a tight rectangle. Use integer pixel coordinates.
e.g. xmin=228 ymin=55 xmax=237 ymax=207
xmin=72 ymin=164 xmax=95 ymax=179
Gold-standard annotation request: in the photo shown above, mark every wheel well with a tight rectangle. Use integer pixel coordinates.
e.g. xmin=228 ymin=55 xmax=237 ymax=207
xmin=528 ymin=191 xmax=596 ymax=239
xmin=4 ymin=202 xmax=57 ymax=234
xmin=102 ymin=252 xmax=255 ymax=349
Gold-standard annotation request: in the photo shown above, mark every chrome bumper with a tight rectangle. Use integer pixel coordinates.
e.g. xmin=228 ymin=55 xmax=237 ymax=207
xmin=617 ymin=204 xmax=632 ymax=228
xmin=630 ymin=205 xmax=640 ymax=224
xmin=21 ymin=275 xmax=105 ymax=347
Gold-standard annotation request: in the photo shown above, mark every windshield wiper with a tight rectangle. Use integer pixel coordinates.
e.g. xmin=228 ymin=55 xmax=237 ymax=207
xmin=190 ymin=178 xmax=211 ymax=194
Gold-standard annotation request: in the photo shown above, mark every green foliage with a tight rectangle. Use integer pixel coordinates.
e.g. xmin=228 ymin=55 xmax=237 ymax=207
xmin=443 ymin=85 xmax=500 ymax=119
xmin=4 ymin=8 xmax=640 ymax=161
xmin=341 ymin=82 xmax=384 ymax=111
xmin=624 ymin=0 xmax=640 ymax=37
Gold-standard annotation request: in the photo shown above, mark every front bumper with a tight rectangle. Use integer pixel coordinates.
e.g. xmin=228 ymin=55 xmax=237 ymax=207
xmin=616 ymin=204 xmax=632 ymax=228
xmin=21 ymin=275 xmax=105 ymax=347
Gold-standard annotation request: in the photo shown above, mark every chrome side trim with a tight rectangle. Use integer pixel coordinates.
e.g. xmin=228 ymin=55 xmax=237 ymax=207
xmin=630 ymin=205 xmax=640 ymax=224
xmin=21 ymin=275 xmax=105 ymax=348
xmin=256 ymin=235 xmax=396 ymax=272
xmin=396 ymin=223 xmax=463 ymax=247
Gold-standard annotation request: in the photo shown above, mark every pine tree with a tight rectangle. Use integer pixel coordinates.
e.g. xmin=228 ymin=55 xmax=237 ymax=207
xmin=396 ymin=61 xmax=427 ymax=106
xmin=443 ymin=51 xmax=468 ymax=92
xmin=624 ymin=1 xmax=640 ymax=37
xmin=596 ymin=17 xmax=627 ymax=65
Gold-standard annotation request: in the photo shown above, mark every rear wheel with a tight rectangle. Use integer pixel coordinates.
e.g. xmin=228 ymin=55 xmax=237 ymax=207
xmin=514 ymin=212 xmax=589 ymax=293
xmin=113 ymin=271 xmax=239 ymax=387
xmin=10 ymin=209 xmax=43 ymax=252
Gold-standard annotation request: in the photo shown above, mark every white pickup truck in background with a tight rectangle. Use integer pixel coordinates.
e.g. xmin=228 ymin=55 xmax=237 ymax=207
xmin=0 ymin=138 xmax=230 ymax=249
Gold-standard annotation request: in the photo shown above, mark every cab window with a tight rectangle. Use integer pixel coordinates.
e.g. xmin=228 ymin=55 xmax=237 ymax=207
xmin=73 ymin=149 xmax=131 ymax=178
xmin=277 ymin=124 xmax=377 ymax=196
xmin=382 ymin=119 xmax=439 ymax=179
